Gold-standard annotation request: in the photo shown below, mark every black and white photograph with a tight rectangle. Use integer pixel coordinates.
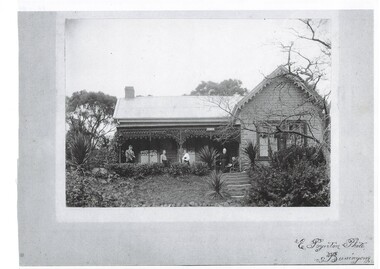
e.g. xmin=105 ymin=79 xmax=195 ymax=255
xmin=65 ymin=18 xmax=331 ymax=208
xmin=15 ymin=7 xmax=375 ymax=267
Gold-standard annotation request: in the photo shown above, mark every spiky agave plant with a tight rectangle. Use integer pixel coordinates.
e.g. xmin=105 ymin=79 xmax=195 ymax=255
xmin=243 ymin=142 xmax=258 ymax=169
xmin=207 ymin=171 xmax=228 ymax=199
xmin=69 ymin=132 xmax=92 ymax=168
xmin=198 ymin=146 xmax=220 ymax=169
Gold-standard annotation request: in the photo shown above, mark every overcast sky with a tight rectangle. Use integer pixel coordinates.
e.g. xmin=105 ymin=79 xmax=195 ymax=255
xmin=66 ymin=19 xmax=330 ymax=98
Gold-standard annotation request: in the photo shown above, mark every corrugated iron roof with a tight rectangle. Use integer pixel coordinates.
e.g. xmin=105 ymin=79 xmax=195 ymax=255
xmin=113 ymin=95 xmax=242 ymax=120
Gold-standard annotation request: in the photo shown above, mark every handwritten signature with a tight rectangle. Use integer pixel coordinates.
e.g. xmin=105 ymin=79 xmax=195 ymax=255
xmin=295 ymin=238 xmax=371 ymax=264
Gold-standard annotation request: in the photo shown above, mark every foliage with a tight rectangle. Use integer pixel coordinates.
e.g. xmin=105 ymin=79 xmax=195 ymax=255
xmin=87 ymin=145 xmax=119 ymax=169
xmin=167 ymin=162 xmax=192 ymax=176
xmin=106 ymin=161 xmax=211 ymax=178
xmin=106 ymin=163 xmax=166 ymax=179
xmin=243 ymin=142 xmax=258 ymax=169
xmin=190 ymin=162 xmax=210 ymax=176
xmin=66 ymin=170 xmax=134 ymax=207
xmin=206 ymin=171 xmax=228 ymax=199
xmin=68 ymin=132 xmax=92 ymax=167
xmin=66 ymin=90 xmax=117 ymax=150
xmin=198 ymin=146 xmax=220 ymax=169
xmin=189 ymin=79 xmax=248 ymax=96
xmin=270 ymin=145 xmax=325 ymax=171
xmin=246 ymin=146 xmax=330 ymax=207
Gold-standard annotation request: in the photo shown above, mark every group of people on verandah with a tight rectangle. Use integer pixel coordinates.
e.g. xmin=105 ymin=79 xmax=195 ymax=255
xmin=124 ymin=144 xmax=238 ymax=173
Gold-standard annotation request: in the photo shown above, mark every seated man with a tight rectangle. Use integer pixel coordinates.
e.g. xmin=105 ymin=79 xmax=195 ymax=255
xmin=230 ymin=156 xmax=240 ymax=172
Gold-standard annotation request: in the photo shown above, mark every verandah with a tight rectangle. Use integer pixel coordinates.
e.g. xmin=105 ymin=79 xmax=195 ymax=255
xmin=115 ymin=126 xmax=240 ymax=164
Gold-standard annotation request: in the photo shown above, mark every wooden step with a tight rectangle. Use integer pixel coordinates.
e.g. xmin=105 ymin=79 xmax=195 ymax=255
xmin=225 ymin=178 xmax=250 ymax=183
xmin=222 ymin=173 xmax=249 ymax=178
xmin=226 ymin=184 xmax=251 ymax=190
xmin=231 ymin=195 xmax=245 ymax=199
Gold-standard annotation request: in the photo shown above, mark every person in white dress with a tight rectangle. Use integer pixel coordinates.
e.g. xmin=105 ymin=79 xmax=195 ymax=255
xmin=182 ymin=149 xmax=190 ymax=165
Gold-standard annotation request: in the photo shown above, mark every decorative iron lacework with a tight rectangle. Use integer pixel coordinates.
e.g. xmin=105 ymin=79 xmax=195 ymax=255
xmin=116 ymin=126 xmax=240 ymax=145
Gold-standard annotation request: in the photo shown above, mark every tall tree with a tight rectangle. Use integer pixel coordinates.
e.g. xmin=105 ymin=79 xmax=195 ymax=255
xmin=190 ymin=79 xmax=248 ymax=96
xmin=66 ymin=90 xmax=117 ymax=150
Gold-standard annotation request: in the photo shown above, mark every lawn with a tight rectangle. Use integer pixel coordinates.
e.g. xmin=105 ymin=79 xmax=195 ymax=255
xmin=66 ymin=171 xmax=245 ymax=207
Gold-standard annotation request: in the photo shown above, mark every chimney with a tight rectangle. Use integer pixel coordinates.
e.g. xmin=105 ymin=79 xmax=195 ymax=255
xmin=124 ymin=86 xmax=135 ymax=98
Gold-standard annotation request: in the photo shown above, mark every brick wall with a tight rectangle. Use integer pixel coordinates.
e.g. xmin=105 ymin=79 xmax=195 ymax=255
xmin=237 ymin=77 xmax=324 ymax=169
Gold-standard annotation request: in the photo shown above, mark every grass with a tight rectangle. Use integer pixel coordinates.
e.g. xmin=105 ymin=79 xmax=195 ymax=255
xmin=66 ymin=172 xmax=245 ymax=207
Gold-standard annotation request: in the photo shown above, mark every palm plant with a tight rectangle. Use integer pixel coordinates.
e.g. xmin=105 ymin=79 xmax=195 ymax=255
xmin=206 ymin=171 xmax=228 ymax=199
xmin=69 ymin=132 xmax=92 ymax=168
xmin=243 ymin=142 xmax=258 ymax=169
xmin=198 ymin=146 xmax=220 ymax=169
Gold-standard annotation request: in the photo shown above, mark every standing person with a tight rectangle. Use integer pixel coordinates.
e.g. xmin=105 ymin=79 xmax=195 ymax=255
xmin=220 ymin=148 xmax=229 ymax=172
xmin=125 ymin=145 xmax=136 ymax=163
xmin=160 ymin=150 xmax=168 ymax=167
xmin=182 ymin=149 xmax=190 ymax=165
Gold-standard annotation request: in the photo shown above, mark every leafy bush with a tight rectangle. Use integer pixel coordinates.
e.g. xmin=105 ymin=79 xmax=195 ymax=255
xmin=207 ymin=171 xmax=228 ymax=199
xmin=190 ymin=162 xmax=210 ymax=176
xmin=246 ymin=146 xmax=330 ymax=207
xmin=66 ymin=170 xmax=134 ymax=207
xmin=106 ymin=161 xmax=210 ymax=178
xmin=88 ymin=146 xmax=119 ymax=169
xmin=168 ymin=162 xmax=192 ymax=176
xmin=270 ymin=145 xmax=325 ymax=171
xmin=243 ymin=142 xmax=258 ymax=168
xmin=106 ymin=163 xmax=165 ymax=179
xmin=198 ymin=146 xmax=220 ymax=169
xmin=68 ymin=132 xmax=92 ymax=167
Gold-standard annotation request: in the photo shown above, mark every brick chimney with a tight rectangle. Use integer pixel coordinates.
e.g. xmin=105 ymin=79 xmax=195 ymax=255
xmin=124 ymin=86 xmax=135 ymax=98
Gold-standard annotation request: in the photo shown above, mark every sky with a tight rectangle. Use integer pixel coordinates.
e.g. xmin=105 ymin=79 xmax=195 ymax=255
xmin=65 ymin=19 xmax=330 ymax=98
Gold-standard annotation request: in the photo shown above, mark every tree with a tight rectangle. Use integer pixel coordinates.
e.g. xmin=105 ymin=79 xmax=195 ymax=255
xmin=189 ymin=79 xmax=248 ymax=96
xmin=208 ymin=19 xmax=331 ymax=165
xmin=278 ymin=19 xmax=331 ymax=164
xmin=66 ymin=90 xmax=117 ymax=150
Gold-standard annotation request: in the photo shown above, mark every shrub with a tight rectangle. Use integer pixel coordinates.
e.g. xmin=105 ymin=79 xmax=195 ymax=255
xmin=246 ymin=146 xmax=330 ymax=207
xmin=168 ymin=162 xmax=191 ymax=176
xmin=105 ymin=163 xmax=165 ymax=179
xmin=270 ymin=145 xmax=325 ymax=171
xmin=106 ymin=161 xmax=209 ymax=178
xmin=87 ymin=146 xmax=119 ymax=169
xmin=66 ymin=170 xmax=134 ymax=207
xmin=190 ymin=162 xmax=210 ymax=176
xmin=68 ymin=132 xmax=92 ymax=167
xmin=206 ymin=171 xmax=228 ymax=199
xmin=243 ymin=142 xmax=258 ymax=169
xmin=106 ymin=163 xmax=136 ymax=178
xmin=198 ymin=146 xmax=220 ymax=169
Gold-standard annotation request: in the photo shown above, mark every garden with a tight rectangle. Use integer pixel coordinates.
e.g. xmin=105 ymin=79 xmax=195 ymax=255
xmin=66 ymin=134 xmax=330 ymax=207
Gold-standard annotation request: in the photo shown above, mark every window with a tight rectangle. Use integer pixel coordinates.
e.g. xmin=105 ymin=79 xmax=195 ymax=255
xmin=257 ymin=121 xmax=307 ymax=159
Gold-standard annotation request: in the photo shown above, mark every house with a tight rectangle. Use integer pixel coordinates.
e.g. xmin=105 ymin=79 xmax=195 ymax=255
xmin=113 ymin=66 xmax=325 ymax=168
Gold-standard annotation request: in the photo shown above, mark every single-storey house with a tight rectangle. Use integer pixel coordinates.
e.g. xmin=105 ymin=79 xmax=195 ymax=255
xmin=113 ymin=66 xmax=325 ymax=168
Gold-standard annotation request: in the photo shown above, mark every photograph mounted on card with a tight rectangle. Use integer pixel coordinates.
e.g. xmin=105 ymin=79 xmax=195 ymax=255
xmin=18 ymin=10 xmax=374 ymax=266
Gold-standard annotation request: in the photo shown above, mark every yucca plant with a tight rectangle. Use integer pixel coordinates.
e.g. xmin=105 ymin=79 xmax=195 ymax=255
xmin=198 ymin=146 xmax=220 ymax=169
xmin=69 ymin=132 xmax=92 ymax=168
xmin=206 ymin=171 xmax=228 ymax=199
xmin=243 ymin=142 xmax=258 ymax=169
